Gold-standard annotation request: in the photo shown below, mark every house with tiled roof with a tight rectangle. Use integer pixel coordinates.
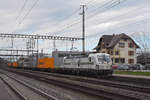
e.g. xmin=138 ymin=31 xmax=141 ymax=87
xmin=94 ymin=33 xmax=140 ymax=65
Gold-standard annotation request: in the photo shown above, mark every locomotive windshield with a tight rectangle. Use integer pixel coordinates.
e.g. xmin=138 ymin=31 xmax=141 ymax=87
xmin=97 ymin=55 xmax=111 ymax=63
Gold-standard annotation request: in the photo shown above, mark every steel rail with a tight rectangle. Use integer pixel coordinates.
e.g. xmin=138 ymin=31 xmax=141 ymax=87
xmin=0 ymin=75 xmax=27 ymax=100
xmin=0 ymin=72 xmax=57 ymax=100
xmin=6 ymin=69 xmax=141 ymax=100
xmin=26 ymin=70 xmax=150 ymax=94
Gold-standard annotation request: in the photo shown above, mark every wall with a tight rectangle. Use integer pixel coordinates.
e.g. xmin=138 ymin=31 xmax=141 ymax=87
xmin=112 ymin=39 xmax=137 ymax=65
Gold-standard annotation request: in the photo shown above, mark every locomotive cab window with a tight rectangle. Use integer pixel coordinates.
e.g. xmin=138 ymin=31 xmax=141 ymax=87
xmin=105 ymin=56 xmax=111 ymax=63
xmin=97 ymin=55 xmax=111 ymax=63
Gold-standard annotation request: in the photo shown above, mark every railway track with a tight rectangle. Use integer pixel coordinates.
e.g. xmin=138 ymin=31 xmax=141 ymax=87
xmin=7 ymin=68 xmax=150 ymax=94
xmin=0 ymin=72 xmax=57 ymax=100
xmin=4 ymin=68 xmax=150 ymax=100
xmin=28 ymin=70 xmax=150 ymax=94
xmin=0 ymin=75 xmax=27 ymax=100
xmin=109 ymin=75 xmax=150 ymax=86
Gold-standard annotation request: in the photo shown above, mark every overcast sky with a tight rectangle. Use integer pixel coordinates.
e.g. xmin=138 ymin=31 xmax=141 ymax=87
xmin=0 ymin=0 xmax=150 ymax=53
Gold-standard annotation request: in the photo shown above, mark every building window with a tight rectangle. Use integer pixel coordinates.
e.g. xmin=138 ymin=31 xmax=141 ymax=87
xmin=128 ymin=59 xmax=134 ymax=64
xmin=115 ymin=58 xmax=119 ymax=63
xmin=107 ymin=51 xmax=110 ymax=54
xmin=119 ymin=42 xmax=125 ymax=48
xmin=115 ymin=51 xmax=119 ymax=55
xmin=120 ymin=58 xmax=125 ymax=63
xmin=102 ymin=51 xmax=105 ymax=53
xmin=128 ymin=51 xmax=134 ymax=56
xmin=110 ymin=51 xmax=113 ymax=55
xmin=128 ymin=43 xmax=134 ymax=48
xmin=123 ymin=38 xmax=127 ymax=41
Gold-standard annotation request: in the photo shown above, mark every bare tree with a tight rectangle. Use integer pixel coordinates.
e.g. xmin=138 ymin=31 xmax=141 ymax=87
xmin=130 ymin=32 xmax=150 ymax=65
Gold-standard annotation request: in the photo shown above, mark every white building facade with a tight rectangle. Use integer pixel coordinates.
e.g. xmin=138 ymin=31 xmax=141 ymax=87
xmin=94 ymin=33 xmax=140 ymax=65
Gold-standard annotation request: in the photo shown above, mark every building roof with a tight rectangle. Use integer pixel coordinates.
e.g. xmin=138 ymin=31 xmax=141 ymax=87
xmin=94 ymin=33 xmax=140 ymax=50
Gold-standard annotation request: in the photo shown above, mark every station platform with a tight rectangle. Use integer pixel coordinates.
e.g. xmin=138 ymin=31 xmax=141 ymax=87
xmin=0 ymin=79 xmax=14 ymax=100
xmin=114 ymin=74 xmax=150 ymax=79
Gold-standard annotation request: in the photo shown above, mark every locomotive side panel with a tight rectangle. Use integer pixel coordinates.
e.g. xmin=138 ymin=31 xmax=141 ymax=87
xmin=61 ymin=53 xmax=113 ymax=76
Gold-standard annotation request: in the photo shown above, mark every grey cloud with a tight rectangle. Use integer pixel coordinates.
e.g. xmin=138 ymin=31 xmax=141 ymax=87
xmin=0 ymin=0 xmax=150 ymax=52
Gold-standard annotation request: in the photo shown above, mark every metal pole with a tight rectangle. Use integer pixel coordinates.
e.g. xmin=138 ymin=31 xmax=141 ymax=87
xmin=31 ymin=38 xmax=33 ymax=67
xmin=11 ymin=37 xmax=14 ymax=64
xmin=53 ymin=39 xmax=56 ymax=51
xmin=71 ymin=40 xmax=74 ymax=51
xmin=36 ymin=38 xmax=39 ymax=67
xmin=80 ymin=5 xmax=86 ymax=53
xmin=66 ymin=40 xmax=68 ymax=51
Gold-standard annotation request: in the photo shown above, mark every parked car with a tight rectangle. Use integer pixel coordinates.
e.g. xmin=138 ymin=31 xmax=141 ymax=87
xmin=145 ymin=64 xmax=150 ymax=70
xmin=132 ymin=64 xmax=145 ymax=70
xmin=128 ymin=64 xmax=136 ymax=70
xmin=117 ymin=64 xmax=130 ymax=70
xmin=112 ymin=65 xmax=118 ymax=69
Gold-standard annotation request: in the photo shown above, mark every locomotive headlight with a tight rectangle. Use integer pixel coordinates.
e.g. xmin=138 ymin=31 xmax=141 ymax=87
xmin=104 ymin=62 xmax=107 ymax=64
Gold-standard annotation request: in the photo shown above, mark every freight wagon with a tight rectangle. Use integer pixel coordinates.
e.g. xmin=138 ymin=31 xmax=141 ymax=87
xmin=7 ymin=52 xmax=113 ymax=76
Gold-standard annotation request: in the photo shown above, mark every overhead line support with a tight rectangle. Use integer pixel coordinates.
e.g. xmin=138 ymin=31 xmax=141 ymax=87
xmin=0 ymin=33 xmax=82 ymax=41
xmin=80 ymin=5 xmax=86 ymax=53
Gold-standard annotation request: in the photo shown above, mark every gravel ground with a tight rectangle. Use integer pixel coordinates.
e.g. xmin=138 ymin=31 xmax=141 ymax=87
xmin=3 ymin=69 xmax=150 ymax=100
xmin=0 ymin=77 xmax=16 ymax=100
xmin=1 ymin=70 xmax=101 ymax=100
xmin=0 ymin=74 xmax=48 ymax=100
xmin=31 ymin=71 xmax=150 ymax=100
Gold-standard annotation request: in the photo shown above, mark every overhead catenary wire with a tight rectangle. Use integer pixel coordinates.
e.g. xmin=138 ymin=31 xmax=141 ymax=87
xmin=12 ymin=0 xmax=40 ymax=33
xmin=49 ymin=0 xmax=125 ymax=41
xmin=52 ymin=1 xmax=114 ymax=33
xmin=87 ymin=0 xmax=150 ymax=34
xmin=15 ymin=0 xmax=28 ymax=22
xmin=87 ymin=16 xmax=150 ymax=39
xmin=8 ymin=0 xmax=150 ymax=52
xmin=48 ymin=8 xmax=81 ymax=33
xmin=83 ymin=2 xmax=150 ymax=41
xmin=86 ymin=0 xmax=115 ymax=16
xmin=85 ymin=0 xmax=97 ymax=5
xmin=50 ymin=1 xmax=109 ymax=34
xmin=89 ymin=0 xmax=115 ymax=10
xmin=86 ymin=0 xmax=126 ymax=20
xmin=10 ymin=0 xmax=28 ymax=33
xmin=91 ymin=1 xmax=150 ymax=25
xmin=115 ymin=17 xmax=150 ymax=31
xmin=58 ymin=0 xmax=148 ymax=40
xmin=18 ymin=0 xmax=40 ymax=25
xmin=79 ymin=0 xmax=128 ymax=38
xmin=53 ymin=0 xmax=123 ymax=34
xmin=53 ymin=20 xmax=81 ymax=34
xmin=84 ymin=1 xmax=150 ymax=45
